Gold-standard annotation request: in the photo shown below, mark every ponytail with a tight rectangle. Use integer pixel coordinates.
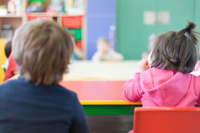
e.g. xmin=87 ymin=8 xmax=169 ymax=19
xmin=176 ymin=20 xmax=199 ymax=44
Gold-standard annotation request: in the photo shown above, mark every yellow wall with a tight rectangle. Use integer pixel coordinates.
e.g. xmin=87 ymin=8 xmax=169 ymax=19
xmin=0 ymin=39 xmax=7 ymax=83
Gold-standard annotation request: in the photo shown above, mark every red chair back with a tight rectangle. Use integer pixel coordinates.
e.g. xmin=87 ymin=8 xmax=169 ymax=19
xmin=134 ymin=107 xmax=200 ymax=133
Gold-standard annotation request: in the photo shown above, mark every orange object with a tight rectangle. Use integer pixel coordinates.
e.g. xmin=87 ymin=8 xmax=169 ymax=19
xmin=76 ymin=41 xmax=82 ymax=49
xmin=4 ymin=53 xmax=16 ymax=81
xmin=62 ymin=16 xmax=82 ymax=28
xmin=134 ymin=107 xmax=200 ymax=133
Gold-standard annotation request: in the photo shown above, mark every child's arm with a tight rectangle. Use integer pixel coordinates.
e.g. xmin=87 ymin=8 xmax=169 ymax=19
xmin=106 ymin=51 xmax=123 ymax=61
xmin=122 ymin=58 xmax=149 ymax=102
xmin=92 ymin=51 xmax=104 ymax=62
xmin=70 ymin=94 xmax=89 ymax=133
xmin=122 ymin=73 xmax=144 ymax=102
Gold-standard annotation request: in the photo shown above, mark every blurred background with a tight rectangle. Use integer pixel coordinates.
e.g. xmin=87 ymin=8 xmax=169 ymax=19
xmin=0 ymin=0 xmax=199 ymax=82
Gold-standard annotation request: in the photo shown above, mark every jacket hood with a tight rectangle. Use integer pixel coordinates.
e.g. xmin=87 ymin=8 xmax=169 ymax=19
xmin=140 ymin=68 xmax=191 ymax=106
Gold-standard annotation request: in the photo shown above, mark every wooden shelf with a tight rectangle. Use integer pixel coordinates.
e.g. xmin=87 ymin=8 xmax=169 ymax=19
xmin=26 ymin=12 xmax=70 ymax=17
xmin=0 ymin=14 xmax=23 ymax=18
xmin=0 ymin=13 xmax=71 ymax=18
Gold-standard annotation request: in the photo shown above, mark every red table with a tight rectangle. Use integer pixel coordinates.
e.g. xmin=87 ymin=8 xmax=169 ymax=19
xmin=60 ymin=80 xmax=142 ymax=115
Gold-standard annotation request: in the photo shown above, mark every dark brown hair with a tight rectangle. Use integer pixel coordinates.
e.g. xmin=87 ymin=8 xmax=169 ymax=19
xmin=151 ymin=20 xmax=199 ymax=73
xmin=4 ymin=39 xmax=12 ymax=58
xmin=12 ymin=19 xmax=74 ymax=85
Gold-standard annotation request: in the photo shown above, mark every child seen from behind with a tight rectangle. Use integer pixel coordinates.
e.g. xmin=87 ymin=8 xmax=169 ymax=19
xmin=0 ymin=19 xmax=89 ymax=133
xmin=122 ymin=21 xmax=200 ymax=133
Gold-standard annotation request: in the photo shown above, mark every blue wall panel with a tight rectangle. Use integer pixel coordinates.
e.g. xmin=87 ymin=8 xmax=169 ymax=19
xmin=86 ymin=42 xmax=97 ymax=60
xmin=87 ymin=0 xmax=115 ymax=15
xmin=86 ymin=16 xmax=115 ymax=42
xmin=86 ymin=0 xmax=116 ymax=60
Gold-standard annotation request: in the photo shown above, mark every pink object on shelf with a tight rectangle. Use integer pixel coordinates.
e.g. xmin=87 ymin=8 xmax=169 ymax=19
xmin=7 ymin=0 xmax=16 ymax=13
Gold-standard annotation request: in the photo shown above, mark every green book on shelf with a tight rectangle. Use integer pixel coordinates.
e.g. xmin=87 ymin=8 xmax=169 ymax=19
xmin=65 ymin=28 xmax=82 ymax=41
xmin=29 ymin=0 xmax=44 ymax=5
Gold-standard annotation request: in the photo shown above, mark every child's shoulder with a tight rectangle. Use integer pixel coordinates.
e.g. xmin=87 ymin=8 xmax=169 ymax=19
xmin=139 ymin=67 xmax=182 ymax=79
xmin=0 ymin=79 xmax=24 ymax=96
xmin=56 ymin=84 xmax=77 ymax=98
xmin=0 ymin=78 xmax=78 ymax=102
xmin=0 ymin=78 xmax=76 ymax=95
xmin=0 ymin=79 xmax=19 ymax=88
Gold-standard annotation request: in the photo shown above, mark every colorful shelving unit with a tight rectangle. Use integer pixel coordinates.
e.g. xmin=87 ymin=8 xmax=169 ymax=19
xmin=0 ymin=0 xmax=85 ymax=51
xmin=62 ymin=16 xmax=83 ymax=49
xmin=0 ymin=0 xmax=86 ymax=83
xmin=26 ymin=14 xmax=84 ymax=50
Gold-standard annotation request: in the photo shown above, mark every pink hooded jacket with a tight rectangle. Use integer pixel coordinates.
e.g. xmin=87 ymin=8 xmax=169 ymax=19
xmin=122 ymin=67 xmax=200 ymax=107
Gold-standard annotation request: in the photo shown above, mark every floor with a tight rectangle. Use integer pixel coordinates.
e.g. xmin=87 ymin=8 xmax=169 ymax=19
xmin=86 ymin=115 xmax=133 ymax=133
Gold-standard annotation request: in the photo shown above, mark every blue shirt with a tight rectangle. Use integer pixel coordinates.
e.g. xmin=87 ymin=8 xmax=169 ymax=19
xmin=0 ymin=77 xmax=89 ymax=133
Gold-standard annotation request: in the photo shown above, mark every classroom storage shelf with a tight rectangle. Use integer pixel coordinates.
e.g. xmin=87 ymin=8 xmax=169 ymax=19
xmin=0 ymin=0 xmax=86 ymax=59
xmin=0 ymin=15 xmax=23 ymax=18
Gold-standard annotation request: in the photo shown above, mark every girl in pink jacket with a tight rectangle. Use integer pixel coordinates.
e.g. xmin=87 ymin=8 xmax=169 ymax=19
xmin=122 ymin=21 xmax=200 ymax=133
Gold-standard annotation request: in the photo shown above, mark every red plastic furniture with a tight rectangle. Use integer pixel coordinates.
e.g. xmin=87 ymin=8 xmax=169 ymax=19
xmin=134 ymin=107 xmax=200 ymax=133
xmin=28 ymin=16 xmax=49 ymax=21
xmin=62 ymin=16 xmax=82 ymax=28
xmin=76 ymin=41 xmax=82 ymax=49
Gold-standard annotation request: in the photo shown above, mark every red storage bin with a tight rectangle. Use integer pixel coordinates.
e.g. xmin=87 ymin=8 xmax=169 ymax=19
xmin=76 ymin=41 xmax=82 ymax=49
xmin=28 ymin=16 xmax=49 ymax=21
xmin=62 ymin=16 xmax=82 ymax=28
